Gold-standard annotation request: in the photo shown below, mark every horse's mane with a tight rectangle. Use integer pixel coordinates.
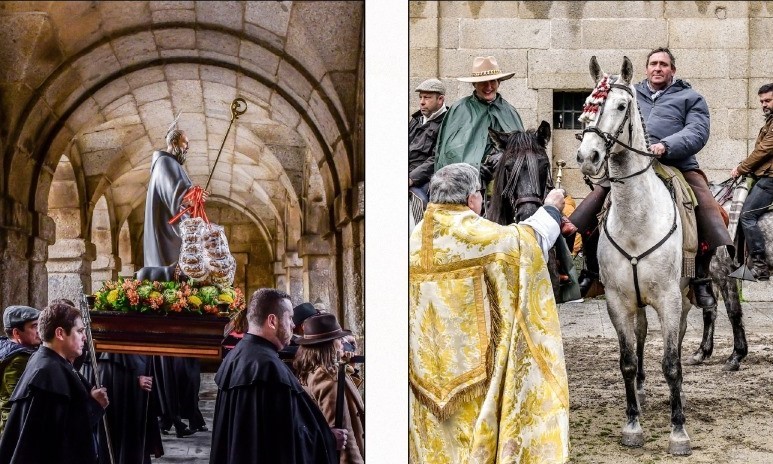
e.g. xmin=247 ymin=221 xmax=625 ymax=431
xmin=486 ymin=128 xmax=549 ymax=225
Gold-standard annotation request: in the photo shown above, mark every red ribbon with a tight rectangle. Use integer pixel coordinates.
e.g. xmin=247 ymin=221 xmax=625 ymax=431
xmin=168 ymin=186 xmax=209 ymax=225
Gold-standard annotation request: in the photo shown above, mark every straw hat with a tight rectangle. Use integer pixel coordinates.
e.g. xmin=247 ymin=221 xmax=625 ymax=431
xmin=457 ymin=56 xmax=515 ymax=83
xmin=296 ymin=313 xmax=352 ymax=345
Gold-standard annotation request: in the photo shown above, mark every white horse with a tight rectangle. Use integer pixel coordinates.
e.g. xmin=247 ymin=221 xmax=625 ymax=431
xmin=575 ymin=56 xmax=692 ymax=455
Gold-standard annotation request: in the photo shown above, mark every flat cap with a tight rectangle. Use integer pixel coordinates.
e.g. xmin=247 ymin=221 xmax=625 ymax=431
xmin=415 ymin=78 xmax=445 ymax=94
xmin=3 ymin=305 xmax=40 ymax=330
xmin=292 ymin=302 xmax=319 ymax=327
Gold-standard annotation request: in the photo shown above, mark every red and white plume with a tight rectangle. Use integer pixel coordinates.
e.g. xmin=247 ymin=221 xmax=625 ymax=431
xmin=578 ymin=74 xmax=611 ymax=125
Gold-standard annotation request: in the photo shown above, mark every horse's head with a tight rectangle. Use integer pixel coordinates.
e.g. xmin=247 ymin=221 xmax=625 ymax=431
xmin=576 ymin=56 xmax=636 ymax=177
xmin=486 ymin=121 xmax=552 ymax=224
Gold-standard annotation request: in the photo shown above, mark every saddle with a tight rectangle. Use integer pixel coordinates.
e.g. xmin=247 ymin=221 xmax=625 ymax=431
xmin=597 ymin=162 xmax=698 ymax=278
xmin=654 ymin=162 xmax=699 ymax=278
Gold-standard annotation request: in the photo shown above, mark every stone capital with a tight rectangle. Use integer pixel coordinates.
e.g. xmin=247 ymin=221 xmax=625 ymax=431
xmin=47 ymin=238 xmax=97 ymax=261
xmin=299 ymin=234 xmax=330 ymax=256
xmin=334 ymin=188 xmax=352 ymax=228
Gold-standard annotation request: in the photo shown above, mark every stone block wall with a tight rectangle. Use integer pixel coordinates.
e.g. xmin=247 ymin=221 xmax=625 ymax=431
xmin=410 ymin=1 xmax=773 ymax=301
xmin=410 ymin=1 xmax=773 ymax=190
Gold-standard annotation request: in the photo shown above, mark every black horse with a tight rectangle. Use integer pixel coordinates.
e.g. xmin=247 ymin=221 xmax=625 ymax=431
xmin=486 ymin=121 xmax=580 ymax=302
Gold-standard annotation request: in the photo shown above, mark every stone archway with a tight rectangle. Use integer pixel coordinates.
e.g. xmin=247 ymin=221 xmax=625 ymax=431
xmin=0 ymin=2 xmax=364 ymax=336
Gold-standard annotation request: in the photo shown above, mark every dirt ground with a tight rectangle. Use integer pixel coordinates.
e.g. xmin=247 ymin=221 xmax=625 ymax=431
xmin=565 ymin=333 xmax=773 ymax=463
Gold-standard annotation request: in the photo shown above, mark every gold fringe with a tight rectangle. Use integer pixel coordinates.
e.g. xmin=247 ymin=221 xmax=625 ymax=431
xmin=485 ymin=275 xmax=503 ymax=380
xmin=410 ymin=381 xmax=488 ymax=422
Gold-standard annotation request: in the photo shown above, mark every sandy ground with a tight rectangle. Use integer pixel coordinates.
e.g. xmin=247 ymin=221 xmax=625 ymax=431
xmin=561 ymin=301 xmax=773 ymax=463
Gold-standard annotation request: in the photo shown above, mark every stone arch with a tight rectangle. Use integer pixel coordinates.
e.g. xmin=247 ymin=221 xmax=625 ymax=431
xmin=0 ymin=2 xmax=363 ymax=331
xmin=90 ymin=195 xmax=118 ymax=290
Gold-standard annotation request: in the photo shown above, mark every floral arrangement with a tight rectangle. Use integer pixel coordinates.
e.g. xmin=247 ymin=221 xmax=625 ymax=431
xmin=93 ymin=277 xmax=246 ymax=316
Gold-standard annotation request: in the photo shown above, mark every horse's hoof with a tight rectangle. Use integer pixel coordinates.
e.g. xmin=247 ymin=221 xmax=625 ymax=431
xmin=723 ymin=357 xmax=740 ymax=372
xmin=621 ymin=421 xmax=644 ymax=447
xmin=668 ymin=437 xmax=692 ymax=455
xmin=688 ymin=350 xmax=706 ymax=365
xmin=669 ymin=427 xmax=692 ymax=455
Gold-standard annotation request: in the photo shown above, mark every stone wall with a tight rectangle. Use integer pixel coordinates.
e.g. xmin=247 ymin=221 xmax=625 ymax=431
xmin=410 ymin=0 xmax=773 ymax=300
xmin=410 ymin=1 xmax=773 ymax=198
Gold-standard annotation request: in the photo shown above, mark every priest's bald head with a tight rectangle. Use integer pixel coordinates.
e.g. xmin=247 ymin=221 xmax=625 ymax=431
xmin=429 ymin=163 xmax=483 ymax=215
xmin=166 ymin=129 xmax=190 ymax=165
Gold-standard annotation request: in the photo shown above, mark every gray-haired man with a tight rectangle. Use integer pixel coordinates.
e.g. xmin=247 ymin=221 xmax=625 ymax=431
xmin=409 ymin=78 xmax=448 ymax=190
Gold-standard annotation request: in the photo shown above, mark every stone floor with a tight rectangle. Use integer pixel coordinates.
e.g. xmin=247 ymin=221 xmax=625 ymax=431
xmin=148 ymin=298 xmax=773 ymax=462
xmin=153 ymin=373 xmax=216 ymax=464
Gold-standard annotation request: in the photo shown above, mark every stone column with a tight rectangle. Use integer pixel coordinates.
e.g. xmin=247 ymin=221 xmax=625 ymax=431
xmin=47 ymin=238 xmax=96 ymax=304
xmin=273 ymin=260 xmax=287 ymax=294
xmin=333 ymin=182 xmax=365 ymax=340
xmin=91 ymin=253 xmax=121 ymax=290
xmin=299 ymin=234 xmax=333 ymax=311
xmin=285 ymin=252 xmax=304 ymax=305
xmin=28 ymin=212 xmax=56 ymax=308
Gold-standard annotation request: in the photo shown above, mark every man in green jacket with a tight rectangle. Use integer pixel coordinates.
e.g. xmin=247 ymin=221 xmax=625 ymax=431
xmin=434 ymin=55 xmax=524 ymax=182
xmin=0 ymin=305 xmax=41 ymax=435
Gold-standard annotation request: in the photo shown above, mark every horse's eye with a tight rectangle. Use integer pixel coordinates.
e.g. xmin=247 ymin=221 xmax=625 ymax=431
xmin=617 ymin=103 xmax=626 ymax=111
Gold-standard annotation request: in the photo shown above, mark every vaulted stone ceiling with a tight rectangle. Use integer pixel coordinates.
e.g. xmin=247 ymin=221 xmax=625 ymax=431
xmin=0 ymin=0 xmax=364 ymax=248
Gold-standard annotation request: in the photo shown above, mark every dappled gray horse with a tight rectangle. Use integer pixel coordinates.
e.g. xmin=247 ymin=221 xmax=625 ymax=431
xmin=576 ymin=56 xmax=692 ymax=455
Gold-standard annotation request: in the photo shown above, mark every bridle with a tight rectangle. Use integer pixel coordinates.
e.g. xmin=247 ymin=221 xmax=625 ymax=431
xmin=502 ymin=147 xmax=550 ymax=218
xmin=577 ymin=81 xmax=658 ymax=185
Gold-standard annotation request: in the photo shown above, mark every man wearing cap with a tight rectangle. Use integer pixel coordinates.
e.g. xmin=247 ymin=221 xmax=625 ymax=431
xmin=409 ymin=78 xmax=448 ymax=190
xmin=434 ymin=56 xmax=524 ymax=183
xmin=278 ymin=302 xmax=320 ymax=361
xmin=210 ymin=288 xmax=347 ymax=464
xmin=0 ymin=305 xmax=41 ymax=435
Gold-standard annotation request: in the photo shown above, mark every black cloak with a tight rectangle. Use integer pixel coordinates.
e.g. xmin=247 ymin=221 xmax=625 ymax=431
xmin=97 ymin=354 xmax=164 ymax=464
xmin=0 ymin=346 xmax=105 ymax=464
xmin=209 ymin=333 xmax=338 ymax=464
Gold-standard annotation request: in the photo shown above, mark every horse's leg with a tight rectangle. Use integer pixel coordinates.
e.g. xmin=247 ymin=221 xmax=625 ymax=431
xmin=658 ymin=293 xmax=692 ymax=456
xmin=606 ymin=294 xmax=644 ymax=447
xmin=719 ymin=272 xmax=747 ymax=371
xmin=634 ymin=305 xmax=647 ymax=406
xmin=689 ymin=301 xmax=716 ymax=364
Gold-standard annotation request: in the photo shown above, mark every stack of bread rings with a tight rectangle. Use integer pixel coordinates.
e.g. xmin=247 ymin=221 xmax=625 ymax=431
xmin=178 ymin=217 xmax=209 ymax=282
xmin=204 ymin=225 xmax=236 ymax=286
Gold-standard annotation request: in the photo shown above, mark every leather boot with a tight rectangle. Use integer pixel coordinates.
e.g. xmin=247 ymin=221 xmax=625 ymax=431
xmin=691 ymin=277 xmax=716 ymax=308
xmin=578 ymin=269 xmax=598 ymax=298
xmin=749 ymin=253 xmax=770 ymax=281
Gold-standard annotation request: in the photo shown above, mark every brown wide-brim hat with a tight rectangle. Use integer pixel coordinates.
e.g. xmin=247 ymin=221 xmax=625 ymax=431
xmin=296 ymin=313 xmax=352 ymax=345
xmin=457 ymin=56 xmax=516 ymax=83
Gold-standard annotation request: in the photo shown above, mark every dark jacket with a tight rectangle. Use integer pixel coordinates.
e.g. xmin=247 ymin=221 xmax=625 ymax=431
xmin=0 ymin=346 xmax=105 ymax=464
xmin=635 ymin=79 xmax=710 ymax=172
xmin=409 ymin=107 xmax=447 ymax=187
xmin=210 ymin=334 xmax=338 ymax=464
xmin=0 ymin=338 xmax=36 ymax=435
xmin=737 ymin=114 xmax=773 ymax=178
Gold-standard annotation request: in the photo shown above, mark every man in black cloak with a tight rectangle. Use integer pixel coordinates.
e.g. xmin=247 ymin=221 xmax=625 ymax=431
xmin=210 ymin=288 xmax=347 ymax=464
xmin=0 ymin=303 xmax=109 ymax=464
xmin=144 ymin=126 xmax=206 ymax=437
xmin=98 ymin=354 xmax=164 ymax=464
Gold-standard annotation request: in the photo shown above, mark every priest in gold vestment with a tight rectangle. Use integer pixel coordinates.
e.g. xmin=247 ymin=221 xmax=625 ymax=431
xmin=409 ymin=163 xmax=570 ymax=463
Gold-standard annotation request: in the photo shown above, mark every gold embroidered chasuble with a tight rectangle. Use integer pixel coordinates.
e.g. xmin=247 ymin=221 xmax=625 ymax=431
xmin=409 ymin=203 xmax=570 ymax=463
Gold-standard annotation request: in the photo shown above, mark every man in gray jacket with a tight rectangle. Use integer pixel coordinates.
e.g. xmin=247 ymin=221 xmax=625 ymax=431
xmin=570 ymin=47 xmax=732 ymax=308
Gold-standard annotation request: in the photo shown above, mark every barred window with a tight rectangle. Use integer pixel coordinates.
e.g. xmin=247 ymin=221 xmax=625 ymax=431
xmin=553 ymin=91 xmax=589 ymax=130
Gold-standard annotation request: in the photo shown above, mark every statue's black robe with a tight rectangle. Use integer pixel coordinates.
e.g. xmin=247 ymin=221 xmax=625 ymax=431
xmin=143 ymin=149 xmax=201 ymax=433
xmin=97 ymin=354 xmax=163 ymax=464
xmin=209 ymin=334 xmax=338 ymax=464
xmin=0 ymin=346 xmax=104 ymax=464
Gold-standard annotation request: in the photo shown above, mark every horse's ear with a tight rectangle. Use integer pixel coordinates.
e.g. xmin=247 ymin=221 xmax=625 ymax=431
xmin=621 ymin=56 xmax=633 ymax=84
xmin=488 ymin=128 xmax=508 ymax=151
xmin=589 ymin=56 xmax=603 ymax=83
xmin=537 ymin=120 xmax=551 ymax=147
